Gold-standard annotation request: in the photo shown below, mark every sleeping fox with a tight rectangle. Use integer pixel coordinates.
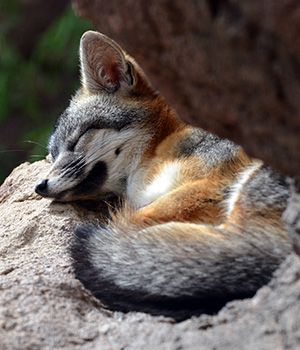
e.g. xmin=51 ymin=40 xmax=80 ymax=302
xmin=35 ymin=31 xmax=291 ymax=319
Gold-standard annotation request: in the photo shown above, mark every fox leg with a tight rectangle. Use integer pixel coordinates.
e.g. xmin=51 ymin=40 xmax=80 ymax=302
xmin=133 ymin=180 xmax=226 ymax=225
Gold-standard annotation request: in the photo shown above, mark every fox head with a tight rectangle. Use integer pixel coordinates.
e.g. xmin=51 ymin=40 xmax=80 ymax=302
xmin=35 ymin=31 xmax=179 ymax=202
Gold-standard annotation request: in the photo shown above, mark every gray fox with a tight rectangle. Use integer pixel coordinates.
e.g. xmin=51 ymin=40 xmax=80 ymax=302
xmin=35 ymin=31 xmax=291 ymax=319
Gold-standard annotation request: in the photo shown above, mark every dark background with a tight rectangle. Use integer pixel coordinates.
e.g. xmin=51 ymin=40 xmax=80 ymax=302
xmin=0 ymin=0 xmax=91 ymax=183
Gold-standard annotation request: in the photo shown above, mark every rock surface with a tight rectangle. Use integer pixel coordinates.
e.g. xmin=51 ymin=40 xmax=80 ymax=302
xmin=73 ymin=0 xmax=300 ymax=180
xmin=0 ymin=160 xmax=299 ymax=349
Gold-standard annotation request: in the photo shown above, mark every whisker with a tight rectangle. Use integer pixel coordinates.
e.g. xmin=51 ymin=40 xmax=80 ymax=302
xmin=83 ymin=135 xmax=128 ymax=166
xmin=64 ymin=144 xmax=113 ymax=177
xmin=82 ymin=145 xmax=116 ymax=168
xmin=58 ymin=133 xmax=131 ymax=179
xmin=60 ymin=155 xmax=85 ymax=178
xmin=61 ymin=154 xmax=84 ymax=172
xmin=60 ymin=151 xmax=93 ymax=179
xmin=23 ymin=140 xmax=47 ymax=150
xmin=0 ymin=149 xmax=27 ymax=153
xmin=29 ymin=154 xmax=45 ymax=158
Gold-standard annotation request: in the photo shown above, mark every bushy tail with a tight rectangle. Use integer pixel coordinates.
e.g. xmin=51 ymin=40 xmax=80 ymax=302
xmin=70 ymin=218 xmax=291 ymax=319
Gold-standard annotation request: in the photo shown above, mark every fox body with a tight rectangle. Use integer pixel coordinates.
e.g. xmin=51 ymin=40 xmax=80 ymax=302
xmin=36 ymin=31 xmax=291 ymax=318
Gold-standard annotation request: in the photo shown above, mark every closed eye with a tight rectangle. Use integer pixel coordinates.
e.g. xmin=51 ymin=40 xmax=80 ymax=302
xmin=67 ymin=127 xmax=99 ymax=152
xmin=68 ymin=140 xmax=77 ymax=152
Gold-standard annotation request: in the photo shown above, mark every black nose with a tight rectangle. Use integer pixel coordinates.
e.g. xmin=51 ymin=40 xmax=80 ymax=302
xmin=35 ymin=179 xmax=49 ymax=196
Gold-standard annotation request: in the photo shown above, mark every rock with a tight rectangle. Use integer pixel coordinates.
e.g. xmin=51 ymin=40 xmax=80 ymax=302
xmin=72 ymin=0 xmax=300 ymax=180
xmin=0 ymin=160 xmax=299 ymax=349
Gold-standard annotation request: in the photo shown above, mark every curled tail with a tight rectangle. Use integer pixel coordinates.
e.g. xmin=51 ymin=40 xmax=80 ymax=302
xmin=70 ymin=217 xmax=291 ymax=319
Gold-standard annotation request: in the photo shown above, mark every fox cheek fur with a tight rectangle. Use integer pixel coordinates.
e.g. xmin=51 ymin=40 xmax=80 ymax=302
xmin=35 ymin=30 xmax=292 ymax=320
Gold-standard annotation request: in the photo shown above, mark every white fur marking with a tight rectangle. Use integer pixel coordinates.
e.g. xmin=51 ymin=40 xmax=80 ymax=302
xmin=136 ymin=162 xmax=181 ymax=207
xmin=226 ymin=162 xmax=262 ymax=216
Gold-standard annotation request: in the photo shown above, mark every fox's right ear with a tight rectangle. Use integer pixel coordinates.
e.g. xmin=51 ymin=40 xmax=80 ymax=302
xmin=80 ymin=31 xmax=135 ymax=94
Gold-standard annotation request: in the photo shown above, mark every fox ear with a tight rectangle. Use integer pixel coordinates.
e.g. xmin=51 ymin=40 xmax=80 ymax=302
xmin=80 ymin=31 xmax=135 ymax=94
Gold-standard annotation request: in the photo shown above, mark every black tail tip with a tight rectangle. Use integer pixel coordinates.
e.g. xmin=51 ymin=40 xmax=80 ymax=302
xmin=74 ymin=223 xmax=97 ymax=240
xmin=70 ymin=222 xmax=108 ymax=269
xmin=70 ymin=223 xmax=97 ymax=269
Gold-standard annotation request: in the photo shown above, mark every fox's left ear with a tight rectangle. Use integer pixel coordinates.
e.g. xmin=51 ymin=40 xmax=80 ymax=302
xmin=80 ymin=31 xmax=135 ymax=94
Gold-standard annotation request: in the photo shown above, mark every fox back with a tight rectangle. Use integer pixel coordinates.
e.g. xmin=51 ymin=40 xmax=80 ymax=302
xmin=35 ymin=31 xmax=292 ymax=319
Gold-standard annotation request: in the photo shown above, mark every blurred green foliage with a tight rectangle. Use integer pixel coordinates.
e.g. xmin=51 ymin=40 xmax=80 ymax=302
xmin=0 ymin=2 xmax=91 ymax=182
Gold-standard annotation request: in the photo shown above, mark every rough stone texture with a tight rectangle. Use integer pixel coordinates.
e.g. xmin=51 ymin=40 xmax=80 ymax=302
xmin=0 ymin=160 xmax=299 ymax=349
xmin=73 ymin=0 xmax=300 ymax=180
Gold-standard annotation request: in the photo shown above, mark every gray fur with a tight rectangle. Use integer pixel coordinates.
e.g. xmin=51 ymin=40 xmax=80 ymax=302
xmin=176 ymin=129 xmax=240 ymax=167
xmin=241 ymin=166 xmax=290 ymax=211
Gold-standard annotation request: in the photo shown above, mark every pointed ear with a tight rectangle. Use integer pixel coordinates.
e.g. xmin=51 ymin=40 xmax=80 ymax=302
xmin=80 ymin=31 xmax=135 ymax=94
